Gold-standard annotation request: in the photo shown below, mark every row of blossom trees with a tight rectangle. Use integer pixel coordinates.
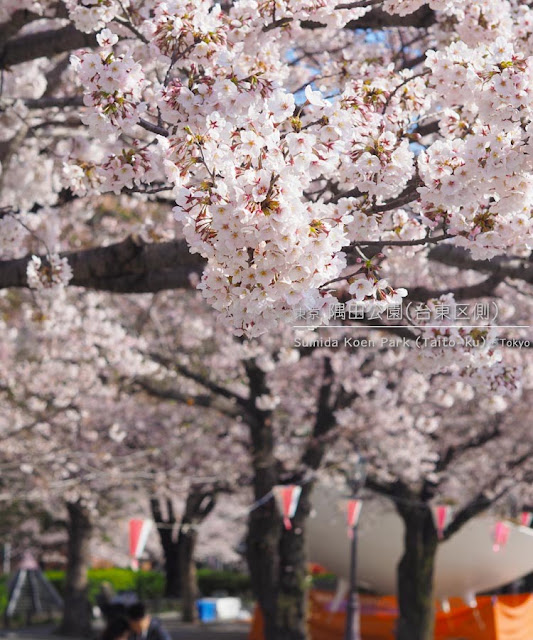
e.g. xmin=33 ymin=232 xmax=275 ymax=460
xmin=0 ymin=280 xmax=532 ymax=640
xmin=1 ymin=1 xmax=533 ymax=639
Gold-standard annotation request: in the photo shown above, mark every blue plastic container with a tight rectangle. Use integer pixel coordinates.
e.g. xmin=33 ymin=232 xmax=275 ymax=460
xmin=197 ymin=598 xmax=217 ymax=622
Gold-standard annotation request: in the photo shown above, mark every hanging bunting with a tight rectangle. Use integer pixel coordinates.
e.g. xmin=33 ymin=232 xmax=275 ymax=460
xmin=346 ymin=499 xmax=363 ymax=539
xmin=431 ymin=504 xmax=453 ymax=540
xmin=520 ymin=511 xmax=533 ymax=528
xmin=273 ymin=485 xmax=302 ymax=530
xmin=492 ymin=521 xmax=510 ymax=552
xmin=129 ymin=519 xmax=153 ymax=570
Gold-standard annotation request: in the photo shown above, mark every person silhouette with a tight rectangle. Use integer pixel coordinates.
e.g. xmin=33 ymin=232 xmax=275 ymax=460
xmin=126 ymin=602 xmax=171 ymax=640
xmin=101 ymin=616 xmax=131 ymax=640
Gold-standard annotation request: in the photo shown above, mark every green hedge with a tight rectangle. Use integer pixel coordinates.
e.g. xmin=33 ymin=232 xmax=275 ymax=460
xmin=43 ymin=567 xmax=251 ymax=604
xmin=197 ymin=568 xmax=251 ymax=596
xmin=45 ymin=568 xmax=164 ymax=604
xmin=0 ymin=567 xmax=325 ymax=615
xmin=0 ymin=575 xmax=8 ymax=614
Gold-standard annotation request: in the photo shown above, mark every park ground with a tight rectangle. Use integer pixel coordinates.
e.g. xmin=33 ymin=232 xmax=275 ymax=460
xmin=0 ymin=619 xmax=250 ymax=640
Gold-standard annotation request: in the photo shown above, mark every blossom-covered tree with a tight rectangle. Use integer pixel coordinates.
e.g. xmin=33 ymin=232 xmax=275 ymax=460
xmin=0 ymin=0 xmax=531 ymax=349
xmin=332 ymin=359 xmax=533 ymax=640
xmin=2 ymin=3 xmax=533 ymax=639
xmin=0 ymin=284 xmax=249 ymax=631
xmin=132 ymin=286 xmax=532 ymax=640
xmin=0 ymin=288 xmax=158 ymax=635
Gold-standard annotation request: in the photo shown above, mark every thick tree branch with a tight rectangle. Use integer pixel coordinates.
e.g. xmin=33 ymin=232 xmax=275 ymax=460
xmin=301 ymin=358 xmax=337 ymax=471
xmin=443 ymin=448 xmax=533 ymax=540
xmin=0 ymin=236 xmax=205 ymax=293
xmin=1 ymin=24 xmax=97 ymax=69
xmin=443 ymin=491 xmax=501 ymax=541
xmin=134 ymin=377 xmax=241 ymax=419
xmin=429 ymin=245 xmax=533 ymax=284
xmin=407 ymin=274 xmax=503 ymax=302
xmin=435 ymin=420 xmax=502 ymax=475
xmin=0 ymin=10 xmax=42 ymax=50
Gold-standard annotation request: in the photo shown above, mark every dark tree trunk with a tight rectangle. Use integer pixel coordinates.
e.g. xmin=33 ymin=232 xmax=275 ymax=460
xmin=59 ymin=501 xmax=92 ymax=636
xmin=152 ymin=488 xmax=216 ymax=620
xmin=246 ymin=489 xmax=281 ymax=640
xmin=395 ymin=502 xmax=438 ymax=640
xmin=246 ymin=469 xmax=312 ymax=640
xmin=245 ymin=358 xmax=337 ymax=640
xmin=177 ymin=526 xmax=198 ymax=622
xmin=164 ymin=544 xmax=180 ymax=598
xmin=150 ymin=498 xmax=180 ymax=597
xmin=245 ymin=360 xmax=283 ymax=640
xmin=273 ymin=488 xmax=312 ymax=640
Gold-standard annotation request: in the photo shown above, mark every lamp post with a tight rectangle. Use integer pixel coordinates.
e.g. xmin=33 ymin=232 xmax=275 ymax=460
xmin=344 ymin=456 xmax=367 ymax=640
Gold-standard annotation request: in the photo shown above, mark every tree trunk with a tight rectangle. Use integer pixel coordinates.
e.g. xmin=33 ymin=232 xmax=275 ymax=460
xmin=177 ymin=525 xmax=198 ymax=622
xmin=152 ymin=489 xmax=216 ymax=620
xmin=150 ymin=498 xmax=180 ymax=597
xmin=244 ymin=362 xmax=282 ymax=640
xmin=395 ymin=503 xmax=438 ymax=640
xmin=59 ymin=501 xmax=92 ymax=636
xmin=273 ymin=488 xmax=311 ymax=640
xmin=244 ymin=357 xmax=337 ymax=640
xmin=247 ymin=484 xmax=312 ymax=640
xmin=246 ymin=492 xmax=281 ymax=640
xmin=179 ymin=487 xmax=217 ymax=622
xmin=164 ymin=543 xmax=180 ymax=598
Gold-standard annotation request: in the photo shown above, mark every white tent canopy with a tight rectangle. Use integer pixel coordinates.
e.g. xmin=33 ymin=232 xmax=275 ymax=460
xmin=308 ymin=485 xmax=533 ymax=599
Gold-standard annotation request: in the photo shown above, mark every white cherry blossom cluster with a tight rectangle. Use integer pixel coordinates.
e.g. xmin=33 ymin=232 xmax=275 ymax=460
xmin=147 ymin=72 xmax=350 ymax=334
xmin=226 ymin=0 xmax=372 ymax=30
xmin=452 ymin=1 xmax=514 ymax=46
xmin=0 ymin=0 xmax=55 ymax=22
xmin=144 ymin=0 xmax=228 ymax=66
xmin=64 ymin=0 xmax=128 ymax=33
xmin=0 ymin=213 xmax=28 ymax=260
xmin=383 ymin=0 xmax=465 ymax=16
xmin=71 ymin=47 xmax=146 ymax=140
xmin=408 ymin=295 xmax=520 ymax=395
xmin=67 ymin=4 xmax=434 ymax=333
xmin=330 ymin=75 xmax=425 ymax=202
xmin=420 ymin=37 xmax=533 ymax=258
xmin=62 ymin=161 xmax=105 ymax=197
xmin=97 ymin=143 xmax=164 ymax=194
xmin=26 ymin=254 xmax=73 ymax=291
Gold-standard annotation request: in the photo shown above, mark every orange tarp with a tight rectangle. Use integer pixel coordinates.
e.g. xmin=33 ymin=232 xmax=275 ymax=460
xmin=249 ymin=591 xmax=533 ymax=640
xmin=494 ymin=594 xmax=533 ymax=640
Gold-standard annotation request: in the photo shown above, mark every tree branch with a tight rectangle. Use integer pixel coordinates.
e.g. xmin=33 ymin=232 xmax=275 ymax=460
xmin=407 ymin=274 xmax=503 ymax=302
xmin=0 ymin=236 xmax=205 ymax=293
xmin=435 ymin=419 xmax=502 ymax=475
xmin=429 ymin=245 xmax=533 ymax=285
xmin=1 ymin=24 xmax=97 ymax=69
xmin=148 ymin=352 xmax=249 ymax=408
xmin=0 ymin=10 xmax=42 ymax=51
xmin=301 ymin=357 xmax=337 ymax=471
xmin=134 ymin=377 xmax=241 ymax=419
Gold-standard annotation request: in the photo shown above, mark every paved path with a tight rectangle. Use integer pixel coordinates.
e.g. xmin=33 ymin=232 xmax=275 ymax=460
xmin=0 ymin=620 xmax=250 ymax=640
xmin=165 ymin=621 xmax=249 ymax=639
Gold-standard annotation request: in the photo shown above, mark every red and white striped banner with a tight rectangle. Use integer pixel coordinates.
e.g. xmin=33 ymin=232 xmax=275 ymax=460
xmin=346 ymin=499 xmax=363 ymax=539
xmin=273 ymin=485 xmax=301 ymax=530
xmin=492 ymin=521 xmax=510 ymax=552
xmin=520 ymin=511 xmax=533 ymax=528
xmin=431 ymin=505 xmax=453 ymax=540
xmin=129 ymin=519 xmax=153 ymax=570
